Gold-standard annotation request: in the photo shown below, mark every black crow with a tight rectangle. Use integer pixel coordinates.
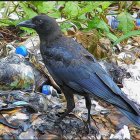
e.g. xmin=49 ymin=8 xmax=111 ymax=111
xmin=17 ymin=15 xmax=140 ymax=132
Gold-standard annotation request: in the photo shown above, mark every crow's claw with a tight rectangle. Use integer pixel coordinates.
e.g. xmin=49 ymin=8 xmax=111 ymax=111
xmin=84 ymin=122 xmax=99 ymax=135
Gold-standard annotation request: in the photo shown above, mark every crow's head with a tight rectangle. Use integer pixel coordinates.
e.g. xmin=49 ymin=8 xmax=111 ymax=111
xmin=17 ymin=14 xmax=61 ymax=38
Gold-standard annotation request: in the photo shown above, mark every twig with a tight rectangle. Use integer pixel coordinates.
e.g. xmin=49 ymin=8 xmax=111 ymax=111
xmin=8 ymin=3 xmax=19 ymax=17
xmin=0 ymin=30 xmax=17 ymax=38
xmin=128 ymin=1 xmax=137 ymax=11
xmin=2 ymin=2 xmax=12 ymax=18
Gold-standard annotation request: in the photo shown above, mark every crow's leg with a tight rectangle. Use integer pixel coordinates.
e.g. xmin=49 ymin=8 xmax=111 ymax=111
xmin=55 ymin=91 xmax=75 ymax=123
xmin=85 ymin=95 xmax=91 ymax=124
xmin=84 ymin=95 xmax=99 ymax=134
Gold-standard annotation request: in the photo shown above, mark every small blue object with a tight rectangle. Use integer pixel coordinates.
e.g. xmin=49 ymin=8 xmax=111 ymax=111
xmin=136 ymin=19 xmax=140 ymax=26
xmin=15 ymin=46 xmax=28 ymax=57
xmin=42 ymin=85 xmax=52 ymax=95
xmin=13 ymin=101 xmax=29 ymax=106
xmin=111 ymin=16 xmax=119 ymax=29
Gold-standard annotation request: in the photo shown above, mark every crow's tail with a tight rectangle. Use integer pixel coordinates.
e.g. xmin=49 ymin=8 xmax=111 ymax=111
xmin=118 ymin=108 xmax=140 ymax=128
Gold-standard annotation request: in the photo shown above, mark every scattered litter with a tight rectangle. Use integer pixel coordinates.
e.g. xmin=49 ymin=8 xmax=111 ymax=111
xmin=15 ymin=46 xmax=28 ymax=57
xmin=19 ymin=128 xmax=37 ymax=139
xmin=122 ymin=60 xmax=140 ymax=104
xmin=13 ymin=101 xmax=29 ymax=106
xmin=42 ymin=85 xmax=53 ymax=95
xmin=110 ymin=125 xmax=131 ymax=139
xmin=0 ymin=54 xmax=35 ymax=91
xmin=6 ymin=44 xmax=16 ymax=55
xmin=136 ymin=18 xmax=140 ymax=26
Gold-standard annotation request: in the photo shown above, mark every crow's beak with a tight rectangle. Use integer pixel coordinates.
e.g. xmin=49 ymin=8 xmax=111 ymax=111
xmin=0 ymin=33 xmax=3 ymax=40
xmin=17 ymin=19 xmax=35 ymax=29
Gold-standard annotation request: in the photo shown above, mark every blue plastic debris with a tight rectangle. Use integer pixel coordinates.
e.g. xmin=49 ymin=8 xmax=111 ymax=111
xmin=136 ymin=19 xmax=140 ymax=26
xmin=13 ymin=101 xmax=29 ymax=106
xmin=111 ymin=16 xmax=119 ymax=29
xmin=42 ymin=85 xmax=52 ymax=95
xmin=15 ymin=46 xmax=28 ymax=57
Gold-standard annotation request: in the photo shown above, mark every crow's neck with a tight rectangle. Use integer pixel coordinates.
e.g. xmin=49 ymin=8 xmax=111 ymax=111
xmin=39 ymin=28 xmax=62 ymax=45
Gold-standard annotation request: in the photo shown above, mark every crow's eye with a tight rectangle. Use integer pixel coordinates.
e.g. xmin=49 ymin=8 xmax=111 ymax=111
xmin=39 ymin=19 xmax=42 ymax=23
xmin=34 ymin=19 xmax=43 ymax=25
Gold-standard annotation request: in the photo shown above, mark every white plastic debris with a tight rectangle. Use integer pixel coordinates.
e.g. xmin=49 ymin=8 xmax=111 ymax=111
xmin=132 ymin=12 xmax=137 ymax=18
xmin=6 ymin=44 xmax=16 ymax=55
xmin=19 ymin=128 xmax=37 ymax=139
xmin=56 ymin=18 xmax=66 ymax=23
xmin=109 ymin=125 xmax=131 ymax=139
xmin=74 ymin=98 xmax=108 ymax=115
xmin=21 ymin=36 xmax=40 ymax=53
xmin=122 ymin=60 xmax=140 ymax=105
xmin=0 ymin=54 xmax=35 ymax=90
xmin=8 ymin=112 xmax=29 ymax=121
xmin=91 ymin=100 xmax=108 ymax=112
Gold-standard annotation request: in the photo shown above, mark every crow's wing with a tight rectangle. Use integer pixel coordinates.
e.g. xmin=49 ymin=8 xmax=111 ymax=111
xmin=51 ymin=47 xmax=140 ymax=116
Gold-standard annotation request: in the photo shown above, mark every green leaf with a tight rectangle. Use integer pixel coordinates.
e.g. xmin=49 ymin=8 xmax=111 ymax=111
xmin=106 ymin=32 xmax=118 ymax=42
xmin=96 ymin=7 xmax=102 ymax=13
xmin=0 ymin=2 xmax=5 ymax=9
xmin=63 ymin=2 xmax=80 ymax=18
xmin=48 ymin=12 xmax=61 ymax=18
xmin=20 ymin=27 xmax=36 ymax=35
xmin=38 ymin=2 xmax=56 ymax=13
xmin=78 ymin=2 xmax=103 ymax=16
xmin=19 ymin=2 xmax=37 ymax=18
xmin=78 ymin=14 xmax=86 ymax=20
xmin=101 ymin=2 xmax=111 ymax=10
xmin=88 ymin=17 xmax=109 ymax=32
xmin=60 ymin=22 xmax=73 ymax=32
xmin=117 ymin=11 xmax=135 ymax=34
xmin=57 ymin=1 xmax=66 ymax=5
xmin=30 ymin=1 xmax=43 ymax=8
xmin=0 ymin=18 xmax=20 ymax=26
xmin=113 ymin=30 xmax=140 ymax=46
xmin=78 ymin=2 xmax=94 ymax=15
xmin=135 ymin=2 xmax=140 ymax=8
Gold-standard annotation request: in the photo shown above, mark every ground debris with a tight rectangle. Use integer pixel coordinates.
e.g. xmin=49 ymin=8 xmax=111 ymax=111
xmin=0 ymin=26 xmax=25 ymax=43
xmin=0 ymin=54 xmax=35 ymax=91
xmin=110 ymin=125 xmax=131 ymax=139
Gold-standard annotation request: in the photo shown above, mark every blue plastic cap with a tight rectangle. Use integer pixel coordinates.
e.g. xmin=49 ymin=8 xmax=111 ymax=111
xmin=136 ymin=19 xmax=140 ymax=26
xmin=42 ymin=85 xmax=51 ymax=95
xmin=15 ymin=46 xmax=28 ymax=57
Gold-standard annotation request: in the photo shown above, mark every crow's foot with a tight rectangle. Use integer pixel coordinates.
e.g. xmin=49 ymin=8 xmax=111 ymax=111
xmin=84 ymin=121 xmax=99 ymax=135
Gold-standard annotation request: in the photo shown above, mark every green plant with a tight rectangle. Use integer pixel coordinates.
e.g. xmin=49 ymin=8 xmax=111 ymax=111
xmin=117 ymin=11 xmax=135 ymax=34
xmin=0 ymin=1 xmax=139 ymax=46
xmin=0 ymin=2 xmax=112 ymax=35
xmin=113 ymin=30 xmax=140 ymax=46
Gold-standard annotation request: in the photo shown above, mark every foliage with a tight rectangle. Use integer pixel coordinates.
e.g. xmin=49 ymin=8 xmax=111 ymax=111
xmin=0 ymin=1 xmax=139 ymax=45
xmin=117 ymin=11 xmax=135 ymax=34
xmin=88 ymin=17 xmax=110 ymax=32
xmin=113 ymin=30 xmax=140 ymax=46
